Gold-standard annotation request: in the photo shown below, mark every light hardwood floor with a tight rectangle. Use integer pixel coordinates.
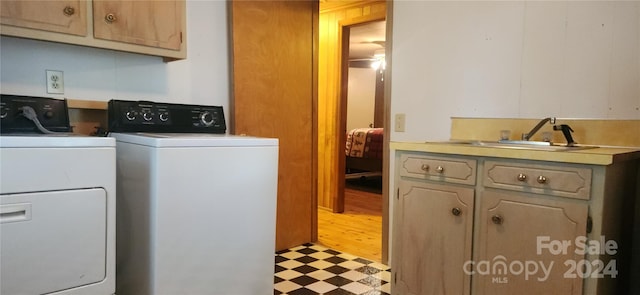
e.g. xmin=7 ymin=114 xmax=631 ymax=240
xmin=317 ymin=187 xmax=383 ymax=262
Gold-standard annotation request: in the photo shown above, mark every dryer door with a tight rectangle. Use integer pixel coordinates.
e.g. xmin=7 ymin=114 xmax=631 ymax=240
xmin=1 ymin=188 xmax=107 ymax=294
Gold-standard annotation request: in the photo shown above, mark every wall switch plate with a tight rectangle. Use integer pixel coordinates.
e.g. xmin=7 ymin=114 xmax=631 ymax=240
xmin=46 ymin=70 xmax=64 ymax=94
xmin=395 ymin=113 xmax=406 ymax=132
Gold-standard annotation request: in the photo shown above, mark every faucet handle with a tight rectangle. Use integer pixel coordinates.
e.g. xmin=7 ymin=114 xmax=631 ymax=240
xmin=553 ymin=124 xmax=575 ymax=146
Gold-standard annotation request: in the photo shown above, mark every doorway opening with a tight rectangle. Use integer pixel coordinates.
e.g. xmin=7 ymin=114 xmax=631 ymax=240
xmin=317 ymin=19 xmax=386 ymax=263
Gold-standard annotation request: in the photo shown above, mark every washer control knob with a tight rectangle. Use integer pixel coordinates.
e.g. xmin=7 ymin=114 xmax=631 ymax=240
xmin=44 ymin=110 xmax=54 ymax=119
xmin=125 ymin=111 xmax=137 ymax=121
xmin=143 ymin=112 xmax=153 ymax=121
xmin=200 ymin=111 xmax=215 ymax=127
xmin=159 ymin=112 xmax=169 ymax=122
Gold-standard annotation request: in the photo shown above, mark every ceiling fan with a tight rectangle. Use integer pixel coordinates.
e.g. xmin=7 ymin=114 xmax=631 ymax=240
xmin=349 ymin=40 xmax=385 ymax=62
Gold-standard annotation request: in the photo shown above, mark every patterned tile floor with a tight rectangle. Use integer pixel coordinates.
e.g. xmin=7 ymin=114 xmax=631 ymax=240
xmin=274 ymin=243 xmax=391 ymax=295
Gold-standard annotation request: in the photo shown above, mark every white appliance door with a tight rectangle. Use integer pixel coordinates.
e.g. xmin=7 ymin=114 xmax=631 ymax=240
xmin=1 ymin=189 xmax=107 ymax=295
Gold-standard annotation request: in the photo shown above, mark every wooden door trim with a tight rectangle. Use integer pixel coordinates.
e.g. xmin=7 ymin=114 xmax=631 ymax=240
xmin=335 ymin=23 xmax=349 ymax=214
xmin=311 ymin=0 xmax=320 ymax=244
xmin=382 ymin=0 xmax=393 ymax=264
xmin=335 ymin=14 xmax=387 ymax=213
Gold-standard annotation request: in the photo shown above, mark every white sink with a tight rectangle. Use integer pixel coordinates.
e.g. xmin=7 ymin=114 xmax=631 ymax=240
xmin=431 ymin=140 xmax=599 ymax=151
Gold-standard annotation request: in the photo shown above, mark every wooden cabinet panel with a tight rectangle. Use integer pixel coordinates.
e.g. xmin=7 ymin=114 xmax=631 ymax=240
xmin=484 ymin=160 xmax=592 ymax=200
xmin=93 ymin=0 xmax=183 ymax=50
xmin=399 ymin=154 xmax=477 ymax=185
xmin=1 ymin=0 xmax=185 ymax=60
xmin=394 ymin=180 xmax=474 ymax=295
xmin=475 ymin=190 xmax=587 ymax=294
xmin=1 ymin=0 xmax=87 ymax=36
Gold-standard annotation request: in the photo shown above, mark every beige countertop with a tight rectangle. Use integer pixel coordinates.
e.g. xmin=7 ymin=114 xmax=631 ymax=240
xmin=390 ymin=141 xmax=640 ymax=166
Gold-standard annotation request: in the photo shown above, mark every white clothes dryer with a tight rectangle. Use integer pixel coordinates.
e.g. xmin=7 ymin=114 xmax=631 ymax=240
xmin=0 ymin=95 xmax=116 ymax=295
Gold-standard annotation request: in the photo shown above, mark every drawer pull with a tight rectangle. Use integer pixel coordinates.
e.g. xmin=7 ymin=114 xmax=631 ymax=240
xmin=421 ymin=164 xmax=429 ymax=172
xmin=63 ymin=6 xmax=75 ymax=16
xmin=435 ymin=166 xmax=444 ymax=173
xmin=105 ymin=13 xmax=117 ymax=23
xmin=537 ymin=175 xmax=547 ymax=184
xmin=517 ymin=173 xmax=527 ymax=182
xmin=491 ymin=215 xmax=503 ymax=225
xmin=451 ymin=207 xmax=462 ymax=216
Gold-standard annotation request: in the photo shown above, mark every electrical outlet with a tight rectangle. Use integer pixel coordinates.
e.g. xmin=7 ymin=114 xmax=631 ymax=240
xmin=395 ymin=113 xmax=406 ymax=132
xmin=46 ymin=70 xmax=64 ymax=94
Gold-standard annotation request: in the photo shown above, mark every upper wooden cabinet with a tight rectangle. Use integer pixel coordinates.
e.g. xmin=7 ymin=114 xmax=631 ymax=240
xmin=0 ymin=1 xmax=87 ymax=36
xmin=93 ymin=0 xmax=183 ymax=51
xmin=0 ymin=0 xmax=186 ymax=61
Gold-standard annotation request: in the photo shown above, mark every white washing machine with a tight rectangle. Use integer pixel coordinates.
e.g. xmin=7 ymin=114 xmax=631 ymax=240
xmin=108 ymin=100 xmax=278 ymax=295
xmin=0 ymin=95 xmax=116 ymax=295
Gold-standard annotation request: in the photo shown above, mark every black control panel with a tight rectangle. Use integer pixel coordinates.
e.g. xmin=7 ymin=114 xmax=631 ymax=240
xmin=108 ymin=99 xmax=226 ymax=133
xmin=0 ymin=94 xmax=71 ymax=133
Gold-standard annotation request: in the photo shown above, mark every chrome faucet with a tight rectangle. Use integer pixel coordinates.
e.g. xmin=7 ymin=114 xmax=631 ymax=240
xmin=523 ymin=117 xmax=556 ymax=141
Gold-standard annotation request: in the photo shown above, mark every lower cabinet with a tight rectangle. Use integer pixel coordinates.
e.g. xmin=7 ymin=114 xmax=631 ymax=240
xmin=394 ymin=180 xmax=474 ymax=295
xmin=392 ymin=151 xmax=635 ymax=294
xmin=474 ymin=190 xmax=587 ymax=295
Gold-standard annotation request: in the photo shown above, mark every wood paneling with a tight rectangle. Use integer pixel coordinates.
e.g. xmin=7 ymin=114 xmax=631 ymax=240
xmin=317 ymin=0 xmax=386 ymax=209
xmin=230 ymin=0 xmax=318 ymax=251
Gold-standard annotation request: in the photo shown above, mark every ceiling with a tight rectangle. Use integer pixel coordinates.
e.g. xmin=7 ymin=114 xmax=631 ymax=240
xmin=348 ymin=20 xmax=386 ymax=60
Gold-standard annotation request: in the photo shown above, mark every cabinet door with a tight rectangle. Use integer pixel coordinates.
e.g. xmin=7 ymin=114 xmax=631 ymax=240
xmin=93 ymin=0 xmax=184 ymax=50
xmin=475 ymin=190 xmax=587 ymax=295
xmin=0 ymin=0 xmax=87 ymax=36
xmin=393 ymin=180 xmax=474 ymax=295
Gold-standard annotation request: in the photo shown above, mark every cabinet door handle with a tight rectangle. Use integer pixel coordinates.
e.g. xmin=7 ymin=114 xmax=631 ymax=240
xmin=491 ymin=215 xmax=503 ymax=225
xmin=421 ymin=164 xmax=429 ymax=172
xmin=105 ymin=13 xmax=117 ymax=23
xmin=435 ymin=166 xmax=444 ymax=173
xmin=63 ymin=6 xmax=75 ymax=16
xmin=451 ymin=207 xmax=462 ymax=216
xmin=537 ymin=175 xmax=547 ymax=184
xmin=517 ymin=173 xmax=527 ymax=182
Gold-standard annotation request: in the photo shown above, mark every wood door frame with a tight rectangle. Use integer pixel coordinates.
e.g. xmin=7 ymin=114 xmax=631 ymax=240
xmin=335 ymin=13 xmax=387 ymax=261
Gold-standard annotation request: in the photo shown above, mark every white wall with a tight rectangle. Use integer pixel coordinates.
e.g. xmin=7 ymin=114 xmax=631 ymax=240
xmin=346 ymin=67 xmax=377 ymax=131
xmin=390 ymin=1 xmax=640 ymax=142
xmin=0 ymin=0 xmax=229 ymax=112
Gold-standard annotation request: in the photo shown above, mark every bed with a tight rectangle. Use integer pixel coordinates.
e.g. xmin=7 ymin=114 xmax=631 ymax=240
xmin=345 ymin=128 xmax=383 ymax=176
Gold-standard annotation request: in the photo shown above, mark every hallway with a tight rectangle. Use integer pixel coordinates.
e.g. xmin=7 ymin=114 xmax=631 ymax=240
xmin=317 ymin=185 xmax=383 ymax=262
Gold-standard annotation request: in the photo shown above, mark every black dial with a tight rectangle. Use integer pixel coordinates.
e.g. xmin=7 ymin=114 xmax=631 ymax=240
xmin=143 ymin=112 xmax=153 ymax=121
xmin=199 ymin=111 xmax=216 ymax=127
xmin=159 ymin=112 xmax=169 ymax=122
xmin=126 ymin=111 xmax=137 ymax=121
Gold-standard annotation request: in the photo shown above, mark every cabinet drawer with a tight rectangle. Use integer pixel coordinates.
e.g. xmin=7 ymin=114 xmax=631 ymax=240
xmin=483 ymin=160 xmax=592 ymax=200
xmin=399 ymin=154 xmax=476 ymax=185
